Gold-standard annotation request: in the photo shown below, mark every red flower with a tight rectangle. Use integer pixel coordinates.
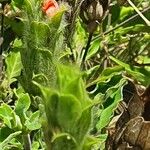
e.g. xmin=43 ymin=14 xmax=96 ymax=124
xmin=42 ymin=0 xmax=59 ymax=17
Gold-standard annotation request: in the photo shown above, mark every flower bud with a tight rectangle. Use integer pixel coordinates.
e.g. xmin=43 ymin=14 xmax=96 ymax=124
xmin=42 ymin=0 xmax=59 ymax=17
xmin=80 ymin=0 xmax=109 ymax=33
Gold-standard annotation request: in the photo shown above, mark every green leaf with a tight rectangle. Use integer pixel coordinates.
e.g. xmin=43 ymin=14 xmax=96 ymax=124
xmin=34 ymin=63 xmax=93 ymax=149
xmin=30 ymin=21 xmax=50 ymax=48
xmin=25 ymin=111 xmax=41 ymax=131
xmin=37 ymin=84 xmax=83 ymax=131
xmin=74 ymin=19 xmax=86 ymax=57
xmin=65 ymin=77 xmax=90 ymax=107
xmin=115 ymin=25 xmax=150 ymax=35
xmin=0 ymin=131 xmax=22 ymax=150
xmin=0 ymin=104 xmax=13 ymax=128
xmin=87 ymin=66 xmax=123 ymax=88
xmin=87 ymin=38 xmax=100 ymax=59
xmin=120 ymin=6 xmax=134 ymax=21
xmin=39 ymin=87 xmax=60 ymax=128
xmin=110 ymin=56 xmax=150 ymax=85
xmin=0 ymin=103 xmax=22 ymax=130
xmin=14 ymin=0 xmax=33 ymax=14
xmin=0 ymin=127 xmax=13 ymax=143
xmin=12 ymin=114 xmax=22 ymax=130
xmin=56 ymin=64 xmax=80 ymax=90
xmin=96 ymin=79 xmax=125 ymax=131
xmin=101 ymin=66 xmax=124 ymax=77
xmin=6 ymin=50 xmax=22 ymax=84
xmin=57 ymin=94 xmax=82 ymax=131
xmin=73 ymin=106 xmax=92 ymax=145
xmin=15 ymin=93 xmax=31 ymax=123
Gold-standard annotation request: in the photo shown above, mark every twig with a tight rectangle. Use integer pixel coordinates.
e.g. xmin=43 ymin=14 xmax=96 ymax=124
xmin=127 ymin=0 xmax=150 ymax=26
xmin=93 ymin=7 xmax=150 ymax=41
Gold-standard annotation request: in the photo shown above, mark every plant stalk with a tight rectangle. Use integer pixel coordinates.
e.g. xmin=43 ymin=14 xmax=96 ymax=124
xmin=81 ymin=33 xmax=93 ymax=66
xmin=23 ymin=134 xmax=32 ymax=150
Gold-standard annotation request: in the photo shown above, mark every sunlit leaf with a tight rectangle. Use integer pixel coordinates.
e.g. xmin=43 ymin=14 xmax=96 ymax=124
xmin=25 ymin=111 xmax=41 ymax=131
xmin=15 ymin=93 xmax=31 ymax=123
xmin=6 ymin=50 xmax=22 ymax=84
xmin=0 ymin=104 xmax=13 ymax=128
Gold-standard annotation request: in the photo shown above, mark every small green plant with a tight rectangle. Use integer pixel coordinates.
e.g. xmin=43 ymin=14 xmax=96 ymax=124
xmin=0 ymin=0 xmax=150 ymax=149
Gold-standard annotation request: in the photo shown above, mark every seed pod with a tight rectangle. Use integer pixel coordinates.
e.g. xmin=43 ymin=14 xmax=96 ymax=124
xmin=80 ymin=0 xmax=109 ymax=33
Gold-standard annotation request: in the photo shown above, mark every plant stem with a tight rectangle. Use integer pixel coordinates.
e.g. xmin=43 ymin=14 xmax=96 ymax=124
xmin=81 ymin=33 xmax=93 ymax=66
xmin=127 ymin=0 xmax=150 ymax=26
xmin=23 ymin=134 xmax=32 ymax=150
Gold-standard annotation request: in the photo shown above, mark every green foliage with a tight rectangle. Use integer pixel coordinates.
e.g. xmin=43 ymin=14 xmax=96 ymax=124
xmin=35 ymin=64 xmax=93 ymax=149
xmin=88 ymin=66 xmax=126 ymax=143
xmin=25 ymin=111 xmax=41 ymax=131
xmin=15 ymin=93 xmax=31 ymax=123
xmin=0 ymin=92 xmax=41 ymax=149
xmin=0 ymin=0 xmax=150 ymax=149
xmin=6 ymin=50 xmax=22 ymax=84
xmin=96 ymin=79 xmax=124 ymax=130
xmin=18 ymin=1 xmax=67 ymax=95
xmin=0 ymin=104 xmax=17 ymax=128
xmin=110 ymin=56 xmax=150 ymax=85
xmin=0 ymin=131 xmax=22 ymax=150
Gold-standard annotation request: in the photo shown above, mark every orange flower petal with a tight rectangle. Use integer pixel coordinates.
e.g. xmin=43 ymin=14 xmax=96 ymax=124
xmin=42 ymin=0 xmax=59 ymax=13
